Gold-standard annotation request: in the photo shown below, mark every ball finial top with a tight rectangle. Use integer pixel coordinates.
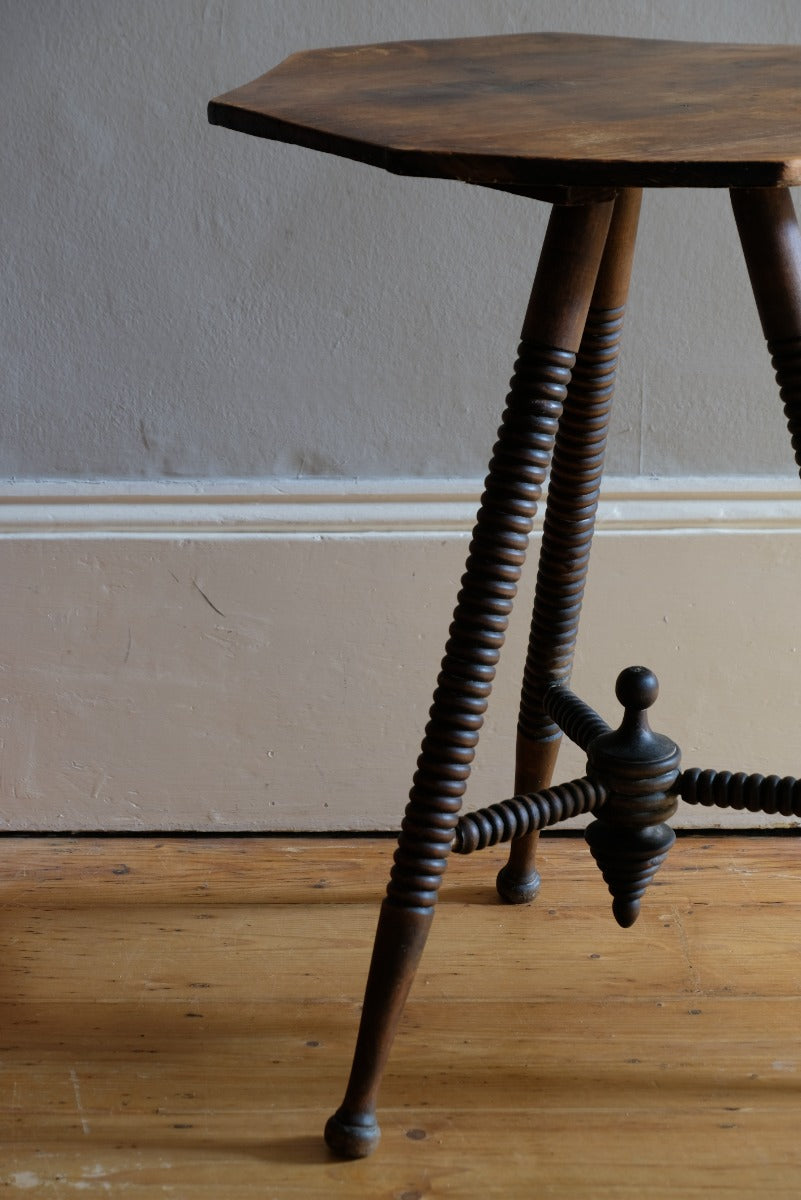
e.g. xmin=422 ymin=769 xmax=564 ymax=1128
xmin=615 ymin=665 xmax=659 ymax=712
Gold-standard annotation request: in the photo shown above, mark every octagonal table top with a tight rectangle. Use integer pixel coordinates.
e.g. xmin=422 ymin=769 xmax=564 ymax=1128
xmin=208 ymin=33 xmax=801 ymax=196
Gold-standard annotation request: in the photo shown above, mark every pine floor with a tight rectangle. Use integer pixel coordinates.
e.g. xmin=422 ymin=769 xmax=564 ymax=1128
xmin=1 ymin=835 xmax=801 ymax=1196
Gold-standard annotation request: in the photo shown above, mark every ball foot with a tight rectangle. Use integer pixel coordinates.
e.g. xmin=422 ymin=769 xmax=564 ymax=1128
xmin=496 ymin=864 xmax=541 ymax=905
xmin=324 ymin=1108 xmax=381 ymax=1159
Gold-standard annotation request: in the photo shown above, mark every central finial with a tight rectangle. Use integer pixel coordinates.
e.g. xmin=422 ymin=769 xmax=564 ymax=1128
xmin=616 ymin=664 xmax=659 ymax=710
xmin=585 ymin=666 xmax=681 ymax=927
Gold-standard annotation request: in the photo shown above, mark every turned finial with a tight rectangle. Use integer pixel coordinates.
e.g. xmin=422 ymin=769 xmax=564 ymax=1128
xmin=616 ymin=664 xmax=658 ymax=711
xmin=585 ymin=665 xmax=681 ymax=928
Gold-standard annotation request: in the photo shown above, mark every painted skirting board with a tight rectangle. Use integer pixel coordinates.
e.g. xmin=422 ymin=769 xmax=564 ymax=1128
xmin=1 ymin=477 xmax=801 ymax=832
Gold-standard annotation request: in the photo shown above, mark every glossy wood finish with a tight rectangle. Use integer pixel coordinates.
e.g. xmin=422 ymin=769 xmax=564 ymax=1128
xmin=209 ymin=34 xmax=801 ymax=194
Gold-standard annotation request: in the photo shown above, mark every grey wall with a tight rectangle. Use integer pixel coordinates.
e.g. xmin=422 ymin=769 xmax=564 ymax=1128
xmin=4 ymin=0 xmax=801 ymax=481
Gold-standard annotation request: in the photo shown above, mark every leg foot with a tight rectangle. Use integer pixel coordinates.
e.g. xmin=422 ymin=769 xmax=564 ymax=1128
xmin=496 ymin=742 xmax=557 ymax=902
xmin=324 ymin=1108 xmax=381 ymax=1159
xmin=323 ymin=902 xmax=431 ymax=1158
xmin=496 ymin=860 xmax=541 ymax=904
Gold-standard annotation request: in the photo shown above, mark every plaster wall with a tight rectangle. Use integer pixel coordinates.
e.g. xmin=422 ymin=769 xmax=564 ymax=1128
xmin=2 ymin=480 xmax=801 ymax=832
xmin=4 ymin=0 xmax=801 ymax=481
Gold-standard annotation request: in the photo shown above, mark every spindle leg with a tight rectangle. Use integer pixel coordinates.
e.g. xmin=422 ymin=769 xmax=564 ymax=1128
xmin=498 ymin=189 xmax=642 ymax=903
xmin=324 ymin=197 xmax=614 ymax=1158
xmin=731 ymin=188 xmax=801 ymax=477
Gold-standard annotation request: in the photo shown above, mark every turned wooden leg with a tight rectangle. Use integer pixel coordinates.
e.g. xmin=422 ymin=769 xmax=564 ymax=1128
xmin=324 ymin=196 xmax=614 ymax=1159
xmin=498 ymin=189 xmax=642 ymax=904
xmin=730 ymin=188 xmax=801 ymax=473
xmin=678 ymin=192 xmax=801 ymax=833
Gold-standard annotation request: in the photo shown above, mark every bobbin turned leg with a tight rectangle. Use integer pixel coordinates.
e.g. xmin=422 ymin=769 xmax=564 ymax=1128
xmin=730 ymin=189 xmax=801 ymax=474
xmin=498 ymin=189 xmax=642 ymax=904
xmin=324 ymin=197 xmax=614 ymax=1159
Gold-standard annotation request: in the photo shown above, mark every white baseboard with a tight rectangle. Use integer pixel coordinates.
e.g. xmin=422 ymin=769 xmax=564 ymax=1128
xmin=2 ymin=476 xmax=801 ymax=832
xmin=3 ymin=474 xmax=801 ymax=535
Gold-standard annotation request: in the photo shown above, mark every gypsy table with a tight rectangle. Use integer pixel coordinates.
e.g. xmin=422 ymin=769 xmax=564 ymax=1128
xmin=209 ymin=33 xmax=801 ymax=1157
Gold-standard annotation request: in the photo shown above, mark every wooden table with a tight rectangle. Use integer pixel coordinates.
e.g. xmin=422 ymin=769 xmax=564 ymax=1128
xmin=209 ymin=33 xmax=801 ymax=1158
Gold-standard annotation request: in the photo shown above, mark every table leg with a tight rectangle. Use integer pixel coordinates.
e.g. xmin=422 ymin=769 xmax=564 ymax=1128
xmin=498 ymin=189 xmax=642 ymax=903
xmin=324 ymin=196 xmax=614 ymax=1159
xmin=730 ymin=188 xmax=801 ymax=471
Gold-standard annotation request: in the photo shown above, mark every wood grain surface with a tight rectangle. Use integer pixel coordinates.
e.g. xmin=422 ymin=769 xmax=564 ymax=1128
xmin=209 ymin=33 xmax=801 ymax=190
xmin=2 ymin=835 xmax=801 ymax=1195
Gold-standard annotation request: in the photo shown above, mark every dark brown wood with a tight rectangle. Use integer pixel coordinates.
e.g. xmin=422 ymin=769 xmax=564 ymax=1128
xmin=731 ymin=189 xmax=801 ymax=341
xmin=461 ymin=664 xmax=685 ymax=927
xmin=543 ymin=683 xmax=614 ymax=751
xmin=498 ymin=665 xmax=681 ymax=927
xmin=324 ymin=196 xmax=613 ymax=1159
xmin=207 ymin=34 xmax=801 ymax=1165
xmin=731 ymin=189 xmax=801 ymax=473
xmin=680 ymin=767 xmax=801 ymax=816
xmin=209 ymin=34 xmax=801 ymax=192
xmin=498 ymin=189 xmax=641 ymax=905
xmin=583 ymin=667 xmax=681 ymax=928
xmin=452 ymin=776 xmax=607 ymax=854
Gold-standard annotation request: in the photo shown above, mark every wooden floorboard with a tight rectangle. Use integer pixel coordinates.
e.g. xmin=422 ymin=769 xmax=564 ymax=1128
xmin=1 ymin=835 xmax=801 ymax=1196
